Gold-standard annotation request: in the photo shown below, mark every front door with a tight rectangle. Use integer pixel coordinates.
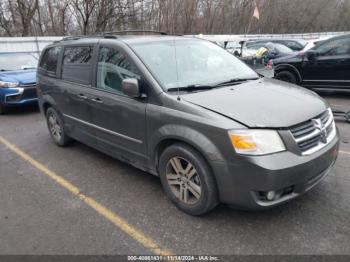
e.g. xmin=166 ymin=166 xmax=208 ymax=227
xmin=89 ymin=44 xmax=148 ymax=166
xmin=301 ymin=37 xmax=350 ymax=90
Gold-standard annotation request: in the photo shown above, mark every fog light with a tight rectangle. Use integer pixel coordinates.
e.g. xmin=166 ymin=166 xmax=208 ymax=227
xmin=266 ymin=191 xmax=276 ymax=201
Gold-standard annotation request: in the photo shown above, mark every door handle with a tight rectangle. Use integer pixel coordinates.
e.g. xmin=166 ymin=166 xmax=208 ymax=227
xmin=77 ymin=94 xmax=88 ymax=100
xmin=91 ymin=97 xmax=103 ymax=104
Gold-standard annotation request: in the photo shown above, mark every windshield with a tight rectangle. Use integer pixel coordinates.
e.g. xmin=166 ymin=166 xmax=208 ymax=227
xmin=0 ymin=53 xmax=38 ymax=71
xmin=130 ymin=40 xmax=258 ymax=90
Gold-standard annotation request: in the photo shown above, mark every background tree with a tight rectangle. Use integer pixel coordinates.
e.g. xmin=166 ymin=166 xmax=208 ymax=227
xmin=0 ymin=0 xmax=350 ymax=36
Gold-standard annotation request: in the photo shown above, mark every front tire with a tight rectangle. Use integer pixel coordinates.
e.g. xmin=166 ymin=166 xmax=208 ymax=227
xmin=159 ymin=143 xmax=218 ymax=215
xmin=276 ymin=70 xmax=298 ymax=84
xmin=46 ymin=107 xmax=71 ymax=146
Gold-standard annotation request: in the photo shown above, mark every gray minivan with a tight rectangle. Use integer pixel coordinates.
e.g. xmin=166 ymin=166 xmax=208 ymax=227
xmin=37 ymin=32 xmax=339 ymax=215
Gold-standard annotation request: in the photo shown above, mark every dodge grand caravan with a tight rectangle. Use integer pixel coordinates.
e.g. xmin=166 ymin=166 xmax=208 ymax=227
xmin=37 ymin=32 xmax=339 ymax=215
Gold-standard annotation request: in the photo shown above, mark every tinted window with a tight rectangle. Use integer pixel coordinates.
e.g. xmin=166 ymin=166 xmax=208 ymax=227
xmin=316 ymin=38 xmax=350 ymax=56
xmin=63 ymin=46 xmax=93 ymax=64
xmin=39 ymin=47 xmax=61 ymax=73
xmin=97 ymin=47 xmax=140 ymax=94
xmin=61 ymin=46 xmax=94 ymax=85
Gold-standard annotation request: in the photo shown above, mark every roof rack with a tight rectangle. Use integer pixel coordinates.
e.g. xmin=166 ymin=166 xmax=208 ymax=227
xmin=57 ymin=30 xmax=168 ymax=43
xmin=103 ymin=30 xmax=167 ymax=36
xmin=60 ymin=34 xmax=118 ymax=41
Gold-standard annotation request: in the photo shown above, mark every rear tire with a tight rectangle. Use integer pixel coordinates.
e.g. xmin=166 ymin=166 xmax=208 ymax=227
xmin=276 ymin=70 xmax=298 ymax=84
xmin=158 ymin=143 xmax=218 ymax=215
xmin=46 ymin=107 xmax=71 ymax=147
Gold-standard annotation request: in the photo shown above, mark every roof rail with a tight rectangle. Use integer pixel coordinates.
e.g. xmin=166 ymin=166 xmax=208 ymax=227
xmin=57 ymin=30 xmax=167 ymax=43
xmin=103 ymin=30 xmax=167 ymax=36
xmin=60 ymin=34 xmax=117 ymax=41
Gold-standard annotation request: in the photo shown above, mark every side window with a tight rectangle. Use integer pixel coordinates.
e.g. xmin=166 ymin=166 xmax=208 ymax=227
xmin=96 ymin=47 xmax=140 ymax=94
xmin=316 ymin=38 xmax=350 ymax=57
xmin=62 ymin=46 xmax=93 ymax=85
xmin=63 ymin=46 xmax=93 ymax=64
xmin=39 ymin=47 xmax=61 ymax=75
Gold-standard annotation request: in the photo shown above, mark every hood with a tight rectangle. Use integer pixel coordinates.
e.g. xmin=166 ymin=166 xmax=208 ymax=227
xmin=182 ymin=78 xmax=327 ymax=128
xmin=0 ymin=69 xmax=36 ymax=85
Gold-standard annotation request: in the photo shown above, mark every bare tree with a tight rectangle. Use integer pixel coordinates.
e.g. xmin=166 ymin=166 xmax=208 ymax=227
xmin=1 ymin=0 xmax=350 ymax=37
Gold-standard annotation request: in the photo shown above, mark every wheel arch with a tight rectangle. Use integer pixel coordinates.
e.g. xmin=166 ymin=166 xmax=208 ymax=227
xmin=150 ymin=125 xmax=225 ymax=173
xmin=274 ymin=64 xmax=302 ymax=84
xmin=41 ymin=94 xmax=59 ymax=115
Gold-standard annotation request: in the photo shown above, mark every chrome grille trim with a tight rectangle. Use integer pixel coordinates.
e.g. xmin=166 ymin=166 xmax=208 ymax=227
xmin=290 ymin=109 xmax=336 ymax=155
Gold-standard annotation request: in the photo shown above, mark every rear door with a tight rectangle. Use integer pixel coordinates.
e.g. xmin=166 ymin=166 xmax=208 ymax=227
xmin=88 ymin=43 xmax=148 ymax=165
xmin=301 ymin=37 xmax=350 ymax=90
xmin=58 ymin=45 xmax=97 ymax=146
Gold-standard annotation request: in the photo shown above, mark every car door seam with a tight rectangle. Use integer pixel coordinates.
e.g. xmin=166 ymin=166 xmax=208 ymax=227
xmin=63 ymin=114 xmax=143 ymax=144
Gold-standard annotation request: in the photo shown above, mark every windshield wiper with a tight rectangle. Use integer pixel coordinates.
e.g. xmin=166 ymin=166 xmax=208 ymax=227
xmin=167 ymin=77 xmax=260 ymax=92
xmin=167 ymin=84 xmax=214 ymax=92
xmin=215 ymin=77 xmax=260 ymax=87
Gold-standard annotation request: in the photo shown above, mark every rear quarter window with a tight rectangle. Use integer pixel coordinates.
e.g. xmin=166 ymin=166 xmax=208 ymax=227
xmin=39 ymin=46 xmax=61 ymax=75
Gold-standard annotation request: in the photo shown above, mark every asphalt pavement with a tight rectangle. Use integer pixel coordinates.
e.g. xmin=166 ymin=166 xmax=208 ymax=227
xmin=0 ymin=94 xmax=349 ymax=256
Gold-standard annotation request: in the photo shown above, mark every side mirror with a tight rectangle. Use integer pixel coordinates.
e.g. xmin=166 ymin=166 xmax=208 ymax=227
xmin=306 ymin=50 xmax=318 ymax=60
xmin=122 ymin=78 xmax=141 ymax=98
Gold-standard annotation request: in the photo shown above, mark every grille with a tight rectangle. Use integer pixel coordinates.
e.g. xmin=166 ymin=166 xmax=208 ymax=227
xmin=5 ymin=84 xmax=37 ymax=102
xmin=290 ymin=109 xmax=334 ymax=154
xmin=22 ymin=87 xmax=37 ymax=99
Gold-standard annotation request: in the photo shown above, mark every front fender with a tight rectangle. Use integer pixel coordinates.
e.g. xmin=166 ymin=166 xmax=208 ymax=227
xmin=150 ymin=124 xmax=225 ymax=165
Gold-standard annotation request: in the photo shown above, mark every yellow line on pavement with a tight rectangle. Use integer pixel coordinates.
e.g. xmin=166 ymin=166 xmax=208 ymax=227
xmin=340 ymin=150 xmax=350 ymax=156
xmin=0 ymin=135 xmax=172 ymax=256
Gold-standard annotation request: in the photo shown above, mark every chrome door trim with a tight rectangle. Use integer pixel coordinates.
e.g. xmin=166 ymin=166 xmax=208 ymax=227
xmin=63 ymin=114 xmax=143 ymax=144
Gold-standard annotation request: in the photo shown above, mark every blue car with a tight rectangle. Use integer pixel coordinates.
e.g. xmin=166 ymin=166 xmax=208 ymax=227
xmin=0 ymin=52 xmax=38 ymax=114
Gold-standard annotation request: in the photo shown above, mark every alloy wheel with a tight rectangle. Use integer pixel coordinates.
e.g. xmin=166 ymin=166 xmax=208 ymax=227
xmin=165 ymin=157 xmax=202 ymax=205
xmin=48 ymin=113 xmax=62 ymax=141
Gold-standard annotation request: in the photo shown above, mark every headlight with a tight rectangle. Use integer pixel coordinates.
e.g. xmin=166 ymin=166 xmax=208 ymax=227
xmin=228 ymin=130 xmax=285 ymax=155
xmin=0 ymin=81 xmax=19 ymax=88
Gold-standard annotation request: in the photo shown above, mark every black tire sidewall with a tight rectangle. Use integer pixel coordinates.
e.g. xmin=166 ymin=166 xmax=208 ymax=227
xmin=277 ymin=71 xmax=297 ymax=84
xmin=159 ymin=143 xmax=218 ymax=215
xmin=46 ymin=107 xmax=69 ymax=146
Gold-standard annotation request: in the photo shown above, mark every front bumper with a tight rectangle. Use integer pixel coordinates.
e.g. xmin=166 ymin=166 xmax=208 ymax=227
xmin=0 ymin=86 xmax=38 ymax=106
xmin=211 ymin=128 xmax=339 ymax=210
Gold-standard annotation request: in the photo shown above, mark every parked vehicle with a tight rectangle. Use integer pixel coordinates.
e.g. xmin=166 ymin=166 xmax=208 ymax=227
xmin=245 ymin=38 xmax=307 ymax=51
xmin=0 ymin=52 xmax=38 ymax=114
xmin=273 ymin=34 xmax=350 ymax=92
xmin=37 ymin=32 xmax=339 ymax=215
